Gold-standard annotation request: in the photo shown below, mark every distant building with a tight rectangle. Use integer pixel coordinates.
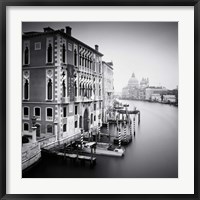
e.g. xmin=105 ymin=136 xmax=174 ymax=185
xmin=140 ymin=78 xmax=149 ymax=89
xmin=145 ymin=87 xmax=168 ymax=101
xmin=22 ymin=26 xmax=103 ymax=142
xmin=102 ymin=61 xmax=114 ymax=122
xmin=121 ymin=73 xmax=149 ymax=100
xmin=151 ymin=93 xmax=161 ymax=102
xmin=163 ymin=95 xmax=176 ymax=103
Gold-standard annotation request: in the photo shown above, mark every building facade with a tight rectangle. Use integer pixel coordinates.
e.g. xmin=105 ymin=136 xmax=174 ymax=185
xmin=102 ymin=61 xmax=114 ymax=122
xmin=145 ymin=87 xmax=168 ymax=101
xmin=22 ymin=26 xmax=103 ymax=142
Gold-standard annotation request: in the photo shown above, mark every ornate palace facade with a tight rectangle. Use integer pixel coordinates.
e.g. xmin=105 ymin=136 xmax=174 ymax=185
xmin=22 ymin=26 xmax=103 ymax=142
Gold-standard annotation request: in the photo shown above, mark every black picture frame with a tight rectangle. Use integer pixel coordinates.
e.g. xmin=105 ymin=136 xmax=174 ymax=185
xmin=0 ymin=0 xmax=199 ymax=199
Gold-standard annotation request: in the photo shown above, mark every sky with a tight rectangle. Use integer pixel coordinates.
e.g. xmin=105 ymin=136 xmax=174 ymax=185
xmin=23 ymin=22 xmax=178 ymax=92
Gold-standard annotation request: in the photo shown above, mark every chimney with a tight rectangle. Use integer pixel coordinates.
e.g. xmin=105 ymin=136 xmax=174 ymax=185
xmin=43 ymin=27 xmax=54 ymax=32
xmin=65 ymin=26 xmax=72 ymax=36
xmin=95 ymin=45 xmax=99 ymax=51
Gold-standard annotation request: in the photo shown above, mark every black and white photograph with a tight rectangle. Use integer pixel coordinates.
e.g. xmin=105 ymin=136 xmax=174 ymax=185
xmin=22 ymin=22 xmax=178 ymax=178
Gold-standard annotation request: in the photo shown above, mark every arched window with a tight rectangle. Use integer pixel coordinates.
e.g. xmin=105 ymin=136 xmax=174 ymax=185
xmin=79 ymin=116 xmax=82 ymax=128
xmin=74 ymin=82 xmax=77 ymax=96
xmin=79 ymin=83 xmax=82 ymax=96
xmin=79 ymin=53 xmax=82 ymax=65
xmin=82 ymin=56 xmax=84 ymax=66
xmin=62 ymin=80 xmax=66 ymax=97
xmin=90 ymin=86 xmax=92 ymax=98
xmin=47 ymin=79 xmax=52 ymax=100
xmin=47 ymin=44 xmax=52 ymax=63
xmin=82 ymin=85 xmax=85 ymax=97
xmin=34 ymin=107 xmax=41 ymax=120
xmin=24 ymin=79 xmax=29 ymax=100
xmin=74 ymin=49 xmax=77 ymax=66
xmin=62 ymin=44 xmax=66 ymax=63
xmin=24 ymin=47 xmax=29 ymax=65
xmin=85 ymin=56 xmax=87 ymax=67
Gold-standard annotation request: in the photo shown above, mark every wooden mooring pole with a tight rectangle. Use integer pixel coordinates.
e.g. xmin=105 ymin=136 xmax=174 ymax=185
xmin=133 ymin=116 xmax=136 ymax=136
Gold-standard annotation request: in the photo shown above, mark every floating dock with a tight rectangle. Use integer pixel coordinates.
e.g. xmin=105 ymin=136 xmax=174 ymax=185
xmin=42 ymin=148 xmax=96 ymax=167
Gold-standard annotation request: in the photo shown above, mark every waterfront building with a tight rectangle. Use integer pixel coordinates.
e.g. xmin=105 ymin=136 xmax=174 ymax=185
xmin=163 ymin=95 xmax=176 ymax=103
xmin=151 ymin=93 xmax=162 ymax=102
xmin=22 ymin=26 xmax=103 ymax=143
xmin=102 ymin=61 xmax=114 ymax=122
xmin=145 ymin=86 xmax=168 ymax=101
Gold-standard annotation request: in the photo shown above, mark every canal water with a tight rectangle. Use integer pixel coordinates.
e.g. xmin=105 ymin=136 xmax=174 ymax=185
xmin=23 ymin=100 xmax=178 ymax=178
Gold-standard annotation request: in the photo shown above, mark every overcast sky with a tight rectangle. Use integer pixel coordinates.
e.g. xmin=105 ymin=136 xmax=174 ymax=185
xmin=23 ymin=22 xmax=178 ymax=92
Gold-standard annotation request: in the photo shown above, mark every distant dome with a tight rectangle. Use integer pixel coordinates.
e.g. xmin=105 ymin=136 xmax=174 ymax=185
xmin=128 ymin=73 xmax=139 ymax=88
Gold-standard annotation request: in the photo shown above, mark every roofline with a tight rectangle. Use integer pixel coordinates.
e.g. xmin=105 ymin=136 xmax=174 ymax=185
xmin=22 ymin=30 xmax=104 ymax=56
xmin=102 ymin=61 xmax=113 ymax=70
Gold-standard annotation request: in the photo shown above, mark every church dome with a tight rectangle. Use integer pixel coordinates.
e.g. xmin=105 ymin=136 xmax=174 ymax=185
xmin=128 ymin=73 xmax=139 ymax=88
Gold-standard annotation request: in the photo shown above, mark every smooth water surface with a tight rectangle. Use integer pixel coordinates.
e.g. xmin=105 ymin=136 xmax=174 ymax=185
xmin=23 ymin=100 xmax=178 ymax=178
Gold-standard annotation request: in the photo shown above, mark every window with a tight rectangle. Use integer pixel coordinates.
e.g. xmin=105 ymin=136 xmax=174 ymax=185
xmin=47 ymin=79 xmax=53 ymax=100
xmin=74 ymin=82 xmax=77 ymax=97
xmin=23 ymin=41 xmax=30 ymax=65
xmin=23 ymin=123 xmax=29 ymax=131
xmin=46 ymin=69 xmax=53 ymax=101
xmin=75 ymin=121 xmax=78 ymax=128
xmin=74 ymin=49 xmax=77 ymax=66
xmin=47 ymin=44 xmax=52 ymax=63
xmin=24 ymin=47 xmax=29 ymax=64
xmin=23 ymin=107 xmax=29 ymax=119
xmin=62 ymin=43 xmax=66 ymax=63
xmin=79 ymin=53 xmax=81 ymax=66
xmin=63 ymin=107 xmax=67 ymax=117
xmin=94 ymin=115 xmax=96 ymax=122
xmin=24 ymin=80 xmax=29 ymax=100
xmin=23 ymin=71 xmax=30 ymax=100
xmin=94 ymin=103 xmax=96 ymax=111
xmin=47 ymin=124 xmax=53 ymax=134
xmin=99 ymin=102 xmax=101 ymax=109
xmin=63 ymin=124 xmax=66 ymax=132
xmin=35 ymin=42 xmax=41 ymax=50
xmin=68 ymin=43 xmax=72 ymax=51
xmin=46 ymin=108 xmax=53 ymax=121
xmin=75 ymin=105 xmax=78 ymax=115
xmin=62 ymin=80 xmax=66 ymax=97
xmin=46 ymin=38 xmax=53 ymax=63
xmin=34 ymin=107 xmax=41 ymax=120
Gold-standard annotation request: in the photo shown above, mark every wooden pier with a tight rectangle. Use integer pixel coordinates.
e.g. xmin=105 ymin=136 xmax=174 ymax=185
xmin=41 ymin=149 xmax=96 ymax=167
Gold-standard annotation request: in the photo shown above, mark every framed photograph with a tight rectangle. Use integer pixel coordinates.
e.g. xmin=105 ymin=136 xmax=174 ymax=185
xmin=0 ymin=0 xmax=199 ymax=199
